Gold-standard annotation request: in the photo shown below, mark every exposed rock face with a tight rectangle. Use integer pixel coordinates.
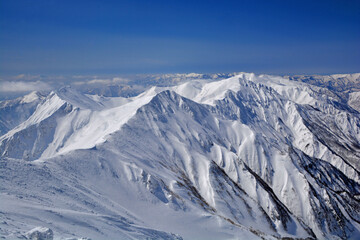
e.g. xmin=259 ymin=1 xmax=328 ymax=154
xmin=26 ymin=227 xmax=53 ymax=240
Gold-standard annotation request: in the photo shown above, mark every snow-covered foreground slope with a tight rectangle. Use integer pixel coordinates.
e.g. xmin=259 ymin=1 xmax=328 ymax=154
xmin=1 ymin=73 xmax=359 ymax=239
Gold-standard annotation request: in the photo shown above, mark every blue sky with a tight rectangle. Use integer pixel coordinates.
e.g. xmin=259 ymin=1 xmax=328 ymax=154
xmin=0 ymin=0 xmax=359 ymax=75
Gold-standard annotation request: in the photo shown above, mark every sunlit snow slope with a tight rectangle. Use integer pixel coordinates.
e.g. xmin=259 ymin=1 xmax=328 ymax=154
xmin=1 ymin=73 xmax=359 ymax=240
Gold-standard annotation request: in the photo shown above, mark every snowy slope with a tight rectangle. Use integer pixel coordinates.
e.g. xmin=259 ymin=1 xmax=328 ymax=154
xmin=349 ymin=91 xmax=360 ymax=112
xmin=0 ymin=91 xmax=45 ymax=136
xmin=1 ymin=73 xmax=359 ymax=239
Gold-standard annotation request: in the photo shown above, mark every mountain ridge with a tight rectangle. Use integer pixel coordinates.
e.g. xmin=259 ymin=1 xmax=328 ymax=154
xmin=1 ymin=73 xmax=359 ymax=239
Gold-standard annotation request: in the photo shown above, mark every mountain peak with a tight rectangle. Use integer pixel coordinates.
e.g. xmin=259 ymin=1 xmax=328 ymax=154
xmin=1 ymin=73 xmax=360 ymax=239
xmin=54 ymin=86 xmax=104 ymax=110
xmin=20 ymin=91 xmax=45 ymax=104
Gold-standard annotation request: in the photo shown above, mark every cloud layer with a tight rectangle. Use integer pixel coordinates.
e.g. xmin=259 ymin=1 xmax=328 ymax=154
xmin=0 ymin=74 xmax=135 ymax=100
xmin=0 ymin=81 xmax=52 ymax=92
xmin=73 ymin=77 xmax=129 ymax=86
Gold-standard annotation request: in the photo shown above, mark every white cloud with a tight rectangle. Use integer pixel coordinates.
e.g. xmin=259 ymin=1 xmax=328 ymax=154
xmin=88 ymin=79 xmax=113 ymax=84
xmin=112 ymin=77 xmax=129 ymax=83
xmin=14 ymin=74 xmax=26 ymax=80
xmin=72 ymin=79 xmax=109 ymax=85
xmin=13 ymin=74 xmax=43 ymax=81
xmin=73 ymin=77 xmax=129 ymax=86
xmin=0 ymin=81 xmax=52 ymax=92
xmin=72 ymin=75 xmax=98 ymax=79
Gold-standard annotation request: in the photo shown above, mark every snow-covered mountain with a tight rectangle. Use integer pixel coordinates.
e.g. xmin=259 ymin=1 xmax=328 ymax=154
xmin=0 ymin=91 xmax=45 ymax=136
xmin=1 ymin=73 xmax=359 ymax=240
xmin=286 ymin=73 xmax=360 ymax=112
xmin=286 ymin=73 xmax=360 ymax=92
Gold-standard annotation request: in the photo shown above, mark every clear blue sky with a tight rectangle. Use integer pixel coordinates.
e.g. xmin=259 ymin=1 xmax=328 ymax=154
xmin=0 ymin=0 xmax=359 ymax=75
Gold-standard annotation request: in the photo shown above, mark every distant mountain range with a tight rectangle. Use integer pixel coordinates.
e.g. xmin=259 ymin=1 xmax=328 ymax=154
xmin=0 ymin=73 xmax=359 ymax=239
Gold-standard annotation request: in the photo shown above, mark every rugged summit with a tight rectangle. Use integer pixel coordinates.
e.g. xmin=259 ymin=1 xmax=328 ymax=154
xmin=1 ymin=73 xmax=359 ymax=239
